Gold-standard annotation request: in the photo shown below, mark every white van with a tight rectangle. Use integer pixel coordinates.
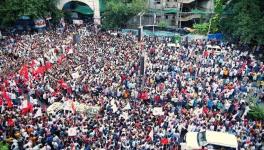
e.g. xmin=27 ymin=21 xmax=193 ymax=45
xmin=205 ymin=45 xmax=224 ymax=55
xmin=181 ymin=130 xmax=238 ymax=150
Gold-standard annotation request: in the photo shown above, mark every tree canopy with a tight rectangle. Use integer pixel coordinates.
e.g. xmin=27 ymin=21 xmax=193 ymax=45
xmin=220 ymin=0 xmax=264 ymax=45
xmin=102 ymin=0 xmax=146 ymax=29
xmin=0 ymin=0 xmax=63 ymax=27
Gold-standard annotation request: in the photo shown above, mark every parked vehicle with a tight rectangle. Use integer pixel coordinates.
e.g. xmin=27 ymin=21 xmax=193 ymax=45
xmin=181 ymin=131 xmax=238 ymax=150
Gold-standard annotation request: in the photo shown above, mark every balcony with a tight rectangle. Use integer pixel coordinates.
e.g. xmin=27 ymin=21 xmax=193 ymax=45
xmin=181 ymin=0 xmax=196 ymax=4
xmin=180 ymin=13 xmax=201 ymax=21
xmin=164 ymin=2 xmax=181 ymax=8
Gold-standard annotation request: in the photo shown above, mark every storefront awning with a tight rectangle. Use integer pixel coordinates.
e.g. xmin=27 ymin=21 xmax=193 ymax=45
xmin=73 ymin=5 xmax=94 ymax=15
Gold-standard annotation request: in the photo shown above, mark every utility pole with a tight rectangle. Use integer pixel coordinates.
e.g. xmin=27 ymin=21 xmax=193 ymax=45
xmin=179 ymin=0 xmax=183 ymax=29
xmin=207 ymin=0 xmax=214 ymax=34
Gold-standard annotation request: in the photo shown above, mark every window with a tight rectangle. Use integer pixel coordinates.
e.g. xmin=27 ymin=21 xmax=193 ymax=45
xmin=197 ymin=132 xmax=207 ymax=146
xmin=155 ymin=0 xmax=161 ymax=4
xmin=165 ymin=15 xmax=169 ymax=19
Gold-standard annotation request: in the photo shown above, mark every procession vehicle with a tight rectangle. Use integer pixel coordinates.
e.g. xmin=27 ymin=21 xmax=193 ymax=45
xmin=181 ymin=130 xmax=238 ymax=150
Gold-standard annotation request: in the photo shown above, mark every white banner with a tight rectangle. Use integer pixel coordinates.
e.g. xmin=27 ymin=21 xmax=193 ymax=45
xmin=68 ymin=127 xmax=77 ymax=136
xmin=73 ymin=20 xmax=83 ymax=25
xmin=153 ymin=107 xmax=164 ymax=116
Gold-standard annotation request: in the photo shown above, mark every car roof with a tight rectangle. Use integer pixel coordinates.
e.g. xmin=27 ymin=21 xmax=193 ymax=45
xmin=205 ymin=131 xmax=238 ymax=148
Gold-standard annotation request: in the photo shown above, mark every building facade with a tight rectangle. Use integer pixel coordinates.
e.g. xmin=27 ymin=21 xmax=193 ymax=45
xmin=57 ymin=0 xmax=101 ymax=25
xmin=128 ymin=0 xmax=214 ymax=28
xmin=150 ymin=0 xmax=214 ymax=27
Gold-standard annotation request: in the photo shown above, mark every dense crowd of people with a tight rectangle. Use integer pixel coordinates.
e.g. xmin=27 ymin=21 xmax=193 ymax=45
xmin=0 ymin=24 xmax=263 ymax=150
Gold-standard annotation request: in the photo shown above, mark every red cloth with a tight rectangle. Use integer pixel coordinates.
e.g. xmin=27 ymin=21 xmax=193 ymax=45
xmin=203 ymin=107 xmax=209 ymax=114
xmin=204 ymin=50 xmax=209 ymax=57
xmin=4 ymin=80 xmax=9 ymax=87
xmin=45 ymin=62 xmax=53 ymax=70
xmin=154 ymin=95 xmax=160 ymax=102
xmin=7 ymin=99 xmax=13 ymax=108
xmin=34 ymin=66 xmax=46 ymax=76
xmin=58 ymin=80 xmax=68 ymax=89
xmin=30 ymin=60 xmax=36 ymax=68
xmin=19 ymin=65 xmax=29 ymax=81
xmin=57 ymin=54 xmax=66 ymax=64
xmin=160 ymin=138 xmax=169 ymax=145
xmin=140 ymin=92 xmax=148 ymax=100
xmin=67 ymin=87 xmax=72 ymax=94
xmin=21 ymin=101 xmax=33 ymax=115
xmin=7 ymin=118 xmax=14 ymax=127
xmin=83 ymin=84 xmax=88 ymax=93
xmin=0 ymin=98 xmax=2 ymax=106
xmin=2 ymin=91 xmax=11 ymax=102
xmin=121 ymin=74 xmax=127 ymax=82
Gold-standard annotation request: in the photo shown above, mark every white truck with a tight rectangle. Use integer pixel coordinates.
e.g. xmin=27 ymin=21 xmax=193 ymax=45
xmin=181 ymin=130 xmax=238 ymax=150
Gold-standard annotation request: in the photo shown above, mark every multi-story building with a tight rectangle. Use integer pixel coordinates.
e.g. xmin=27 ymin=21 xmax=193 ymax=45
xmin=150 ymin=0 xmax=214 ymax=28
xmin=128 ymin=0 xmax=214 ymax=28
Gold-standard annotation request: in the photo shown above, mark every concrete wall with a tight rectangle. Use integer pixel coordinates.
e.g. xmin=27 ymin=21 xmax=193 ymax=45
xmin=198 ymin=0 xmax=214 ymax=11
xmin=57 ymin=0 xmax=101 ymax=25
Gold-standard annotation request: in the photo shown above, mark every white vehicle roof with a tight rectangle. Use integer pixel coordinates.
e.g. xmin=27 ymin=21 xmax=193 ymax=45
xmin=206 ymin=45 xmax=221 ymax=49
xmin=167 ymin=43 xmax=180 ymax=48
xmin=47 ymin=102 xmax=63 ymax=114
xmin=185 ymin=132 xmax=200 ymax=149
xmin=205 ymin=131 xmax=238 ymax=148
xmin=185 ymin=131 xmax=238 ymax=149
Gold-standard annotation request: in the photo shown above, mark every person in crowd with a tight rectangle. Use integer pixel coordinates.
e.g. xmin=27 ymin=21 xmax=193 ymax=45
xmin=0 ymin=24 xmax=263 ymax=150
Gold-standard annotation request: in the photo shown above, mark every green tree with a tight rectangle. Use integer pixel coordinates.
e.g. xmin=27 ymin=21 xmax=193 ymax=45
xmin=0 ymin=142 xmax=9 ymax=150
xmin=158 ymin=21 xmax=168 ymax=29
xmin=244 ymin=91 xmax=264 ymax=120
xmin=192 ymin=0 xmax=225 ymax=34
xmin=220 ymin=0 xmax=264 ymax=44
xmin=248 ymin=104 xmax=264 ymax=120
xmin=102 ymin=0 xmax=146 ymax=29
xmin=0 ymin=0 xmax=63 ymax=27
xmin=193 ymin=23 xmax=209 ymax=35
